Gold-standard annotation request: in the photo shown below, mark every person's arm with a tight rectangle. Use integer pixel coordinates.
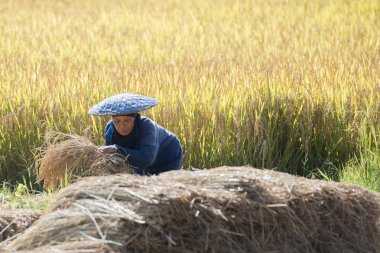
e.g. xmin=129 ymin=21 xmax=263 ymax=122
xmin=114 ymin=120 xmax=160 ymax=169
xmin=95 ymin=121 xmax=116 ymax=156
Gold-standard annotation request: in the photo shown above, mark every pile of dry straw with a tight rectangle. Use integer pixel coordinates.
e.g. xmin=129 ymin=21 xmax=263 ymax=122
xmin=0 ymin=209 xmax=41 ymax=247
xmin=4 ymin=166 xmax=380 ymax=253
xmin=36 ymin=131 xmax=133 ymax=190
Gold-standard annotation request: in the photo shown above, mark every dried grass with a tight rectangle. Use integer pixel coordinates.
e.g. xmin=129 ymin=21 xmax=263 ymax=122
xmin=0 ymin=209 xmax=41 ymax=247
xmin=5 ymin=166 xmax=380 ymax=253
xmin=36 ymin=131 xmax=133 ymax=190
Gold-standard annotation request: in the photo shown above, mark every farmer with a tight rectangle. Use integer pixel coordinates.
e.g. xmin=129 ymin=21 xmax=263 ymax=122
xmin=88 ymin=93 xmax=183 ymax=175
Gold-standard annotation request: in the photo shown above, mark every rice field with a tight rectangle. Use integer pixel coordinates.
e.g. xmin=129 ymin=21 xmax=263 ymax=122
xmin=0 ymin=0 xmax=379 ymax=191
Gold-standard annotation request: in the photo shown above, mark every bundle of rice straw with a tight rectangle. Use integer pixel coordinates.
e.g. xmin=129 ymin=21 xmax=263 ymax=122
xmin=5 ymin=166 xmax=380 ymax=253
xmin=0 ymin=209 xmax=41 ymax=247
xmin=36 ymin=131 xmax=133 ymax=190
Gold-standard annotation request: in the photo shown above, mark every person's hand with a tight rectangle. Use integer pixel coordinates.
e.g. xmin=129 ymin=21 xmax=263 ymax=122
xmin=98 ymin=145 xmax=117 ymax=155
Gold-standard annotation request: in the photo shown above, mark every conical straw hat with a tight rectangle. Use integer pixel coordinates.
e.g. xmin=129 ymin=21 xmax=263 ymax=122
xmin=88 ymin=93 xmax=158 ymax=116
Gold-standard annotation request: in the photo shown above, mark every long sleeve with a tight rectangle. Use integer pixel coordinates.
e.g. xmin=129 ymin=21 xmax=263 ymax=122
xmin=103 ymin=116 xmax=182 ymax=175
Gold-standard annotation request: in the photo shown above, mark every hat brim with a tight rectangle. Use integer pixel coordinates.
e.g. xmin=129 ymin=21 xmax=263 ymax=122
xmin=88 ymin=93 xmax=158 ymax=116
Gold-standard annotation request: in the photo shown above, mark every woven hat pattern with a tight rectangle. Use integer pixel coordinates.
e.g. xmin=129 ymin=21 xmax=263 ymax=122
xmin=88 ymin=93 xmax=158 ymax=116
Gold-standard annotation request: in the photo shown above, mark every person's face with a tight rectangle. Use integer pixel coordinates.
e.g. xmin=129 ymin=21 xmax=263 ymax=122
xmin=112 ymin=115 xmax=135 ymax=136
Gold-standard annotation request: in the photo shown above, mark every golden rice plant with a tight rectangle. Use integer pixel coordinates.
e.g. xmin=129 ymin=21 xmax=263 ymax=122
xmin=0 ymin=0 xmax=378 ymax=190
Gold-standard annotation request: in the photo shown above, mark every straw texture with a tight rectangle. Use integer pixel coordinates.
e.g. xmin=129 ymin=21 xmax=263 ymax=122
xmin=36 ymin=131 xmax=133 ymax=190
xmin=5 ymin=166 xmax=380 ymax=253
xmin=0 ymin=209 xmax=41 ymax=247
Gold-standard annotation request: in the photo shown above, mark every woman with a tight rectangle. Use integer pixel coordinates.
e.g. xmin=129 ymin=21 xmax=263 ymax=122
xmin=88 ymin=93 xmax=183 ymax=175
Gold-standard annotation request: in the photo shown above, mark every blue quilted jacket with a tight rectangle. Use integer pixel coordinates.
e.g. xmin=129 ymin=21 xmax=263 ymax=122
xmin=104 ymin=115 xmax=183 ymax=175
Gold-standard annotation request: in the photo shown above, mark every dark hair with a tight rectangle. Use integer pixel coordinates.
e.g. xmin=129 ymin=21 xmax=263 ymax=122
xmin=112 ymin=113 xmax=137 ymax=118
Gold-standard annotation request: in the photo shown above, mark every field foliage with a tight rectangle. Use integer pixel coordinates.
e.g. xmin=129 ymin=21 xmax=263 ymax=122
xmin=0 ymin=0 xmax=379 ymax=190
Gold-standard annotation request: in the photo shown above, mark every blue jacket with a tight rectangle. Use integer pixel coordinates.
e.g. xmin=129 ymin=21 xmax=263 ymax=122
xmin=104 ymin=115 xmax=183 ymax=175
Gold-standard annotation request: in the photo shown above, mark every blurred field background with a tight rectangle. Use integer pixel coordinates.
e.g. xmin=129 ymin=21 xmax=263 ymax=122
xmin=0 ymin=0 xmax=379 ymax=192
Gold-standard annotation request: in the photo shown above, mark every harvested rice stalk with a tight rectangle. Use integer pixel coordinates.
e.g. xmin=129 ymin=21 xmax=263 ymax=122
xmin=35 ymin=131 xmax=133 ymax=190
xmin=6 ymin=167 xmax=380 ymax=253
xmin=0 ymin=209 xmax=41 ymax=246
